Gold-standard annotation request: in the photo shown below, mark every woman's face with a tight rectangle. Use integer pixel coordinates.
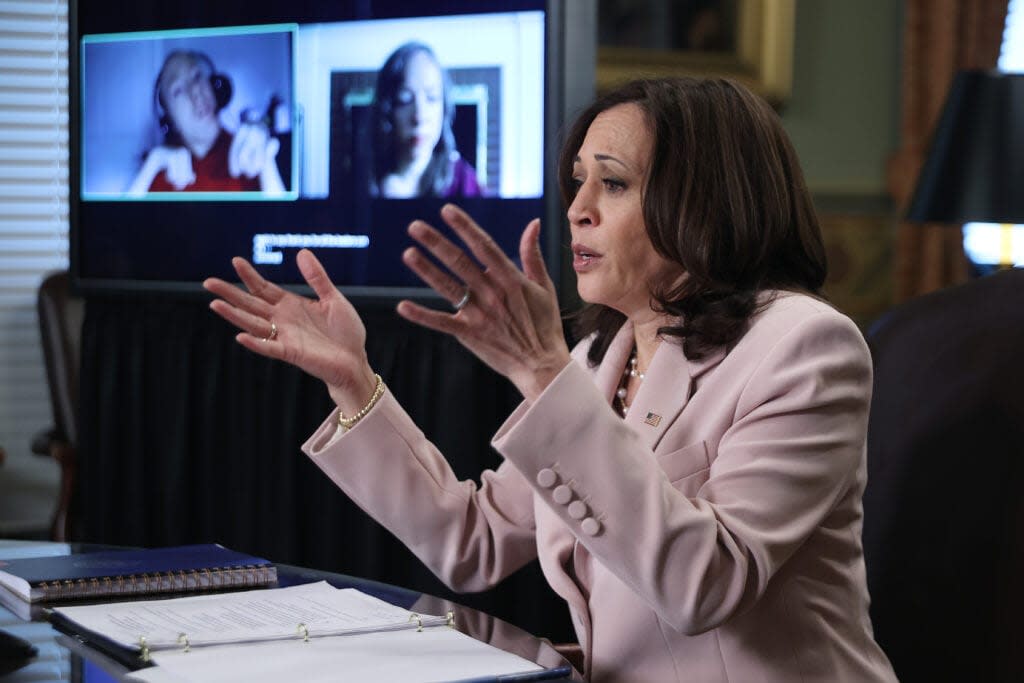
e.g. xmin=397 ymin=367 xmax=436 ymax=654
xmin=391 ymin=51 xmax=445 ymax=163
xmin=160 ymin=55 xmax=220 ymax=147
xmin=568 ymin=103 xmax=680 ymax=318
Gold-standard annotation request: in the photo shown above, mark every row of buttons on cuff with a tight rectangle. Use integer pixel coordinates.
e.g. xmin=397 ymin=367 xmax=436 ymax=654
xmin=536 ymin=468 xmax=602 ymax=536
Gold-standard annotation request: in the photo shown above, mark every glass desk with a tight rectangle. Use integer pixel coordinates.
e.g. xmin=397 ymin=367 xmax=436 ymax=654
xmin=0 ymin=541 xmax=577 ymax=682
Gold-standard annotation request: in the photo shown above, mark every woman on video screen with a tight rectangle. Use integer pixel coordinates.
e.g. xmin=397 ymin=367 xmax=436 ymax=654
xmin=128 ymin=50 xmax=285 ymax=195
xmin=370 ymin=42 xmax=481 ymax=199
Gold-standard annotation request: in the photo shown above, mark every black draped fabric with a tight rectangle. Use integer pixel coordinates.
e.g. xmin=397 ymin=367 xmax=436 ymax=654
xmin=76 ymin=295 xmax=574 ymax=643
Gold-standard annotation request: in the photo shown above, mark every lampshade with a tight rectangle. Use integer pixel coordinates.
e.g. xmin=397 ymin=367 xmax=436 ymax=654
xmin=906 ymin=70 xmax=1024 ymax=224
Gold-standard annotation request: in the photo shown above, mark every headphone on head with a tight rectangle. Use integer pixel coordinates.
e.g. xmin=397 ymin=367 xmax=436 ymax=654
xmin=153 ymin=50 xmax=233 ymax=146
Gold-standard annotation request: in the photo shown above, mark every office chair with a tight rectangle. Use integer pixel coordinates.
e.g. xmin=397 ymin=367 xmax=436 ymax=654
xmin=862 ymin=268 xmax=1024 ymax=683
xmin=30 ymin=270 xmax=84 ymax=542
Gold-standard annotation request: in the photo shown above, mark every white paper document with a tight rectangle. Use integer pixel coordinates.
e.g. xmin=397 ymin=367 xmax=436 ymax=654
xmin=125 ymin=627 xmax=545 ymax=683
xmin=52 ymin=581 xmax=448 ymax=650
xmin=53 ymin=581 xmax=547 ymax=683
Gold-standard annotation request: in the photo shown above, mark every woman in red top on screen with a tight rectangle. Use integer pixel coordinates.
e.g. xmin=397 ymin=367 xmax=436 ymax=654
xmin=370 ymin=42 xmax=482 ymax=198
xmin=128 ymin=50 xmax=285 ymax=195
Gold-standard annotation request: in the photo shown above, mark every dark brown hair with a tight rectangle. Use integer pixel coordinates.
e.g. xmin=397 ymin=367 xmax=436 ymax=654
xmin=558 ymin=78 xmax=826 ymax=364
xmin=371 ymin=42 xmax=457 ymax=196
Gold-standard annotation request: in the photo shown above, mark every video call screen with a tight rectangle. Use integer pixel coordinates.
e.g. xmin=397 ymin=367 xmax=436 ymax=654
xmin=73 ymin=1 xmax=549 ymax=295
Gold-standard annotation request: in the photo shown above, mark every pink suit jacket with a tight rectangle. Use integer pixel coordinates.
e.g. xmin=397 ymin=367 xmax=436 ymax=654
xmin=303 ymin=292 xmax=897 ymax=682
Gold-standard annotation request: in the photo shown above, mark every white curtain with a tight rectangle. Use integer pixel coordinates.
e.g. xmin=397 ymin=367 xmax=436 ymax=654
xmin=0 ymin=0 xmax=69 ymax=532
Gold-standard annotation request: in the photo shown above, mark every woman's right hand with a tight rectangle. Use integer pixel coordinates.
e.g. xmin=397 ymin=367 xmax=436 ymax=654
xmin=202 ymin=249 xmax=378 ymax=414
xmin=156 ymin=146 xmax=196 ymax=190
xmin=127 ymin=146 xmax=195 ymax=195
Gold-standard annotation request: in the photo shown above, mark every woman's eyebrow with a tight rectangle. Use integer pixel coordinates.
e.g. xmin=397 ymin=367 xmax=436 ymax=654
xmin=574 ymin=153 xmax=635 ymax=173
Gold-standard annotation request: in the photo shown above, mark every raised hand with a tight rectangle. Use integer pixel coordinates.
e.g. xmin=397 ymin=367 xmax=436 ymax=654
xmin=127 ymin=146 xmax=194 ymax=194
xmin=160 ymin=147 xmax=196 ymax=189
xmin=202 ymin=250 xmax=377 ymax=413
xmin=229 ymin=123 xmax=278 ymax=179
xmin=229 ymin=123 xmax=285 ymax=195
xmin=397 ymin=204 xmax=571 ymax=402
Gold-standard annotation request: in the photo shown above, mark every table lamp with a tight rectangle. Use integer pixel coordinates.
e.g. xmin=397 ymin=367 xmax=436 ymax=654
xmin=905 ymin=69 xmax=1024 ymax=267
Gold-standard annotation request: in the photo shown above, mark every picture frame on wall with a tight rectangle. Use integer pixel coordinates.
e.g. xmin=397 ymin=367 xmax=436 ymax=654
xmin=597 ymin=0 xmax=795 ymax=106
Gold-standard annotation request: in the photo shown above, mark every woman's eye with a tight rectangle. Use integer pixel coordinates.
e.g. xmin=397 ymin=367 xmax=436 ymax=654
xmin=569 ymin=177 xmax=584 ymax=191
xmin=603 ymin=178 xmax=626 ymax=192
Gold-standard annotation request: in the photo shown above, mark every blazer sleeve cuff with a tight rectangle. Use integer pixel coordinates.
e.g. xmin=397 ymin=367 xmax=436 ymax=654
xmin=491 ymin=360 xmax=616 ymax=478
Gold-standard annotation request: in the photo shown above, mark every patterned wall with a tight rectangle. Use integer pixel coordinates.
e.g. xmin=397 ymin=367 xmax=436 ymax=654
xmin=820 ymin=211 xmax=897 ymax=332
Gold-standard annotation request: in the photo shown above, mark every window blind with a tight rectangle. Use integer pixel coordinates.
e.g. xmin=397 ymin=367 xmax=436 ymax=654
xmin=0 ymin=0 xmax=69 ymax=469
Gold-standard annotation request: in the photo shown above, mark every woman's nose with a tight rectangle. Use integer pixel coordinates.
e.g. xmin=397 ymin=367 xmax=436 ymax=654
xmin=412 ymin=95 xmax=430 ymax=122
xmin=567 ymin=182 xmax=596 ymax=227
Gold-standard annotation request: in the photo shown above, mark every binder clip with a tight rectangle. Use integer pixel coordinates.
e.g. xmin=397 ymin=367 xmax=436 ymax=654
xmin=138 ymin=636 xmax=151 ymax=663
xmin=177 ymin=632 xmax=191 ymax=653
xmin=446 ymin=611 xmax=455 ymax=628
xmin=297 ymin=623 xmax=310 ymax=643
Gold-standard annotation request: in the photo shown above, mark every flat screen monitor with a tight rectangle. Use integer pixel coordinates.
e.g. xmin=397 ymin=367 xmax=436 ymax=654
xmin=70 ymin=0 xmax=594 ymax=297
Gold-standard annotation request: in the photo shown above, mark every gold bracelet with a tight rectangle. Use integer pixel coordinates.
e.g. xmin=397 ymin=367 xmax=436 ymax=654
xmin=338 ymin=374 xmax=385 ymax=429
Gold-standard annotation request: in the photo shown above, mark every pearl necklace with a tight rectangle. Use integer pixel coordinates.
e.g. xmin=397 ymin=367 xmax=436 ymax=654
xmin=614 ymin=348 xmax=645 ymax=417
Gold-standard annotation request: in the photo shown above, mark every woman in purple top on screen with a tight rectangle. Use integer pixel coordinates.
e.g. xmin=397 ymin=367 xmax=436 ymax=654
xmin=369 ymin=42 xmax=482 ymax=199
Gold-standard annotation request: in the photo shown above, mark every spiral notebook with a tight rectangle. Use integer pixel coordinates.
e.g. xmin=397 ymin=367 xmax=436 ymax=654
xmin=0 ymin=544 xmax=276 ymax=603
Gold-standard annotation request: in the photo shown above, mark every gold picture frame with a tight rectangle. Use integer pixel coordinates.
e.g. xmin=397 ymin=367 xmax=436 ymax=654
xmin=597 ymin=0 xmax=796 ymax=106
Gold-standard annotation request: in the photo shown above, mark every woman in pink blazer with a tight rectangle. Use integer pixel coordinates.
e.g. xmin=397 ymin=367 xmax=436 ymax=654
xmin=205 ymin=78 xmax=897 ymax=682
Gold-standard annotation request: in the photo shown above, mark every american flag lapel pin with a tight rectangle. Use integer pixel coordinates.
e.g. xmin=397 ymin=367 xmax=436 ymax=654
xmin=643 ymin=412 xmax=662 ymax=427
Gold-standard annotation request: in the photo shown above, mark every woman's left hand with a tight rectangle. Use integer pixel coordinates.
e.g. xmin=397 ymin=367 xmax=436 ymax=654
xmin=398 ymin=204 xmax=571 ymax=402
xmin=229 ymin=123 xmax=278 ymax=179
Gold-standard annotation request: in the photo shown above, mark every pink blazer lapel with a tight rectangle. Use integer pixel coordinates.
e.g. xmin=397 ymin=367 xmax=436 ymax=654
xmin=624 ymin=339 xmax=695 ymax=451
xmin=594 ymin=323 xmax=728 ymax=452
xmin=591 ymin=323 xmax=636 ymax=403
